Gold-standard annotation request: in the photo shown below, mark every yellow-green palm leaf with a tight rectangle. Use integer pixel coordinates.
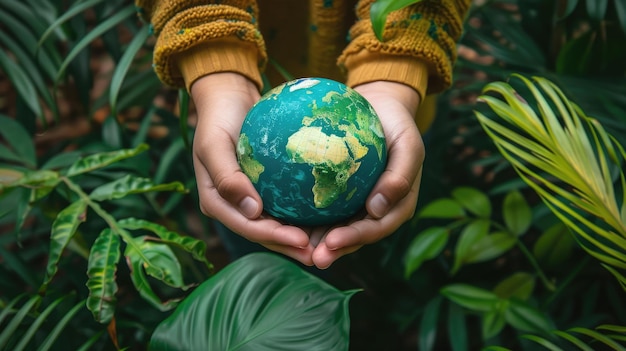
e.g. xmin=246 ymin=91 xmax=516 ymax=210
xmin=475 ymin=74 xmax=626 ymax=290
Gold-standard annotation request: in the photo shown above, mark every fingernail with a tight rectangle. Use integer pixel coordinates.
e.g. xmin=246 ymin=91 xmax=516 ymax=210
xmin=370 ymin=193 xmax=389 ymax=218
xmin=238 ymin=196 xmax=259 ymax=218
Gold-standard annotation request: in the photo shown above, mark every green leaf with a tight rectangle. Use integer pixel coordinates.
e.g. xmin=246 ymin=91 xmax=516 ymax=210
xmin=504 ymin=299 xmax=554 ymax=335
xmin=404 ymin=227 xmax=449 ymax=278
xmin=419 ymin=198 xmax=466 ymax=219
xmin=125 ymin=236 xmax=189 ymax=311
xmin=464 ymin=231 xmax=517 ymax=264
xmin=89 ymin=175 xmax=186 ymax=201
xmin=370 ymin=0 xmax=425 ymax=41
xmin=558 ymin=0 xmax=579 ymax=18
xmin=482 ymin=300 xmax=508 ymax=340
xmin=586 ymin=0 xmax=608 ymax=21
xmin=66 ymin=143 xmax=148 ymax=177
xmin=493 ymin=272 xmax=535 ymax=300
xmin=522 ymin=334 xmax=563 ymax=351
xmin=616 ymin=0 xmax=626 ymax=34
xmin=55 ymin=5 xmax=135 ymax=83
xmin=447 ymin=302 xmax=469 ymax=351
xmin=38 ymin=0 xmax=106 ymax=46
xmin=502 ymin=190 xmax=532 ymax=236
xmin=110 ymin=26 xmax=150 ymax=116
xmin=568 ymin=327 xmax=625 ymax=349
xmin=37 ymin=299 xmax=85 ymax=351
xmin=440 ymin=284 xmax=500 ymax=312
xmin=0 ymin=294 xmax=41 ymax=349
xmin=1 ymin=169 xmax=59 ymax=190
xmin=0 ymin=50 xmax=43 ymax=119
xmin=532 ymin=222 xmax=576 ymax=269
xmin=452 ymin=187 xmax=492 ymax=218
xmin=118 ymin=218 xmax=212 ymax=270
xmin=42 ymin=151 xmax=83 ymax=170
xmin=418 ymin=296 xmax=443 ymax=351
xmin=452 ymin=219 xmax=491 ymax=274
xmin=86 ymin=228 xmax=120 ymax=324
xmin=149 ymin=252 xmax=357 ymax=351
xmin=13 ymin=294 xmax=71 ymax=351
xmin=40 ymin=199 xmax=87 ymax=294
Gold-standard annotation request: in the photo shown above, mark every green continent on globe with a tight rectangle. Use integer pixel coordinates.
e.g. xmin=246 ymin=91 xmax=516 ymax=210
xmin=286 ymin=126 xmax=361 ymax=208
xmin=237 ymin=133 xmax=264 ymax=183
xmin=285 ymin=84 xmax=384 ymax=209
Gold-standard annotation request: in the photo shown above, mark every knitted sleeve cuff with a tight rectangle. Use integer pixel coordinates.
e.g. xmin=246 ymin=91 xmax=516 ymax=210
xmin=151 ymin=4 xmax=266 ymax=89
xmin=175 ymin=37 xmax=263 ymax=92
xmin=344 ymin=51 xmax=429 ymax=101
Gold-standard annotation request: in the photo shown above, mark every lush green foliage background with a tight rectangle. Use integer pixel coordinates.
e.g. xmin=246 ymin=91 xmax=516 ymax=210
xmin=1 ymin=0 xmax=625 ymax=350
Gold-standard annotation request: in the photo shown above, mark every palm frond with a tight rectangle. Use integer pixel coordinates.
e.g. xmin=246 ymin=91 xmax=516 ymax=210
xmin=475 ymin=74 xmax=626 ymax=288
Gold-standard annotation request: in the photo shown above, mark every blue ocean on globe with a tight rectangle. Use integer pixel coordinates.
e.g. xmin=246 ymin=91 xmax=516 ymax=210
xmin=237 ymin=77 xmax=387 ymax=226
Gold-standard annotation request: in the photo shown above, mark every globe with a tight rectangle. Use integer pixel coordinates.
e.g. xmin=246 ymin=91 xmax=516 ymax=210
xmin=237 ymin=77 xmax=387 ymax=226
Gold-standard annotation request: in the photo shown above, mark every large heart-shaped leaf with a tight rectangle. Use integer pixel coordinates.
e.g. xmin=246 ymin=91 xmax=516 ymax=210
xmin=149 ymin=252 xmax=358 ymax=351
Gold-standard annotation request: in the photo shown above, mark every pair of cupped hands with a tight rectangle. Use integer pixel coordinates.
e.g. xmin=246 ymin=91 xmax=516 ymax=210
xmin=191 ymin=72 xmax=425 ymax=269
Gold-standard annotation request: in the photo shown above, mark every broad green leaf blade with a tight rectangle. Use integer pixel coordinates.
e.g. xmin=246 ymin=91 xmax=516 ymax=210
xmin=418 ymin=198 xmax=466 ymax=219
xmin=89 ymin=175 xmax=186 ymax=201
xmin=502 ymin=190 xmax=532 ymax=236
xmin=40 ymin=199 xmax=87 ymax=293
xmin=482 ymin=300 xmax=508 ymax=340
xmin=370 ymin=0 xmax=424 ymax=41
xmin=440 ymin=284 xmax=500 ymax=312
xmin=404 ymin=227 xmax=449 ymax=278
xmin=86 ymin=228 xmax=120 ymax=324
xmin=447 ymin=302 xmax=468 ymax=351
xmin=66 ymin=143 xmax=148 ymax=177
xmin=493 ymin=272 xmax=535 ymax=300
xmin=125 ymin=236 xmax=186 ymax=311
xmin=118 ymin=218 xmax=212 ymax=269
xmin=110 ymin=25 xmax=150 ymax=116
xmin=464 ymin=232 xmax=517 ymax=264
xmin=586 ymin=0 xmax=608 ymax=21
xmin=418 ymin=296 xmax=442 ymax=351
xmin=504 ymin=299 xmax=554 ymax=336
xmin=150 ymin=252 xmax=358 ymax=351
xmin=55 ymin=5 xmax=135 ymax=83
xmin=452 ymin=219 xmax=490 ymax=274
xmin=533 ymin=222 xmax=576 ymax=269
xmin=452 ymin=187 xmax=492 ymax=218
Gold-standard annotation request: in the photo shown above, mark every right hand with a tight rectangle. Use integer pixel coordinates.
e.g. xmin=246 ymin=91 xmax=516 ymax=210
xmin=190 ymin=72 xmax=315 ymax=265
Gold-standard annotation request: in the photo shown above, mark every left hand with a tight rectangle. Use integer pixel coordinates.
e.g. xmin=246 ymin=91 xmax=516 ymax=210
xmin=309 ymin=81 xmax=425 ymax=269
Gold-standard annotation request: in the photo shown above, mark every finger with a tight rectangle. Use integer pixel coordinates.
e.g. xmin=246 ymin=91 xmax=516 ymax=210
xmin=367 ymin=125 xmax=424 ymax=218
xmin=263 ymin=243 xmax=315 ymax=266
xmin=312 ymin=242 xmax=363 ymax=269
xmin=325 ymin=170 xmax=422 ymax=250
xmin=193 ymin=128 xmax=263 ymax=219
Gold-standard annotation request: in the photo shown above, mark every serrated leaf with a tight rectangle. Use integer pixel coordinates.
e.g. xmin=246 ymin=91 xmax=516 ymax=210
xmin=503 ymin=190 xmax=532 ymax=236
xmin=452 ymin=219 xmax=491 ymax=274
xmin=493 ymin=272 xmax=535 ymax=300
xmin=404 ymin=227 xmax=449 ymax=278
xmin=370 ymin=0 xmax=425 ymax=41
xmin=118 ymin=218 xmax=212 ymax=270
xmin=40 ymin=199 xmax=87 ymax=293
xmin=505 ymin=299 xmax=554 ymax=336
xmin=452 ymin=187 xmax=492 ymax=218
xmin=440 ymin=284 xmax=500 ymax=312
xmin=86 ymin=229 xmax=120 ymax=323
xmin=0 ymin=115 xmax=36 ymax=167
xmin=66 ymin=144 xmax=148 ymax=177
xmin=150 ymin=252 xmax=357 ymax=351
xmin=419 ymin=198 xmax=465 ymax=219
xmin=89 ymin=175 xmax=186 ymax=201
xmin=125 ymin=236 xmax=188 ymax=311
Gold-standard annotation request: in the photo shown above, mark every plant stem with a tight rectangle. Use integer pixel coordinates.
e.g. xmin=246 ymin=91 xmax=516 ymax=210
xmin=516 ymin=240 xmax=556 ymax=291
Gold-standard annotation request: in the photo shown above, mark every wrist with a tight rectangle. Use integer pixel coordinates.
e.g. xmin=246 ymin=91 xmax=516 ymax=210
xmin=353 ymin=81 xmax=421 ymax=117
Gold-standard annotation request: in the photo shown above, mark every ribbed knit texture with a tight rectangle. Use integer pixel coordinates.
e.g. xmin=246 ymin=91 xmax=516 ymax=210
xmin=135 ymin=0 xmax=471 ymax=130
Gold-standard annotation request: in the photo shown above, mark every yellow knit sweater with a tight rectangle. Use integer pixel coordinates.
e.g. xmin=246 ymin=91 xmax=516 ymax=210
xmin=135 ymin=0 xmax=471 ymax=131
